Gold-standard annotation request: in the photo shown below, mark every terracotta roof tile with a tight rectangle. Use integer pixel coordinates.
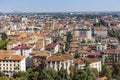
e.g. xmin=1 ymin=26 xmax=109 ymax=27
xmin=0 ymin=53 xmax=24 ymax=61
xmin=46 ymin=54 xmax=72 ymax=61
xmin=73 ymin=58 xmax=100 ymax=64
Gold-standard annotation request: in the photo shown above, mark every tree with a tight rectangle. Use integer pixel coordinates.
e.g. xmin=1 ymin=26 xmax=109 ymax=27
xmin=1 ymin=32 xmax=7 ymax=40
xmin=72 ymin=69 xmax=87 ymax=80
xmin=27 ymin=68 xmax=38 ymax=80
xmin=87 ymin=67 xmax=97 ymax=80
xmin=69 ymin=66 xmax=78 ymax=78
xmin=81 ymin=39 xmax=86 ymax=43
xmin=65 ymin=42 xmax=70 ymax=51
xmin=113 ymin=62 xmax=120 ymax=77
xmin=66 ymin=31 xmax=72 ymax=42
xmin=39 ymin=68 xmax=57 ymax=80
xmin=84 ymin=60 xmax=97 ymax=80
xmin=64 ymin=31 xmax=72 ymax=51
xmin=74 ymin=52 xmax=80 ymax=59
xmin=0 ymin=76 xmax=9 ymax=80
xmin=93 ymin=23 xmax=100 ymax=27
xmin=116 ymin=76 xmax=120 ymax=80
xmin=101 ymin=65 xmax=112 ymax=80
xmin=13 ymin=71 xmax=27 ymax=79
xmin=0 ymin=72 xmax=5 ymax=77
xmin=91 ymin=68 xmax=99 ymax=78
xmin=0 ymin=72 xmax=8 ymax=80
xmin=56 ymin=67 xmax=69 ymax=80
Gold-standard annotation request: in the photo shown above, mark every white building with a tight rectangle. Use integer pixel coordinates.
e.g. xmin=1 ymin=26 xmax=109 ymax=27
xmin=21 ymin=17 xmax=28 ymax=24
xmin=96 ymin=43 xmax=107 ymax=52
xmin=0 ymin=53 xmax=26 ymax=77
xmin=74 ymin=26 xmax=92 ymax=41
xmin=46 ymin=54 xmax=73 ymax=74
xmin=45 ymin=43 xmax=61 ymax=53
xmin=73 ymin=58 xmax=101 ymax=72
xmin=94 ymin=27 xmax=108 ymax=37
xmin=12 ymin=44 xmax=32 ymax=67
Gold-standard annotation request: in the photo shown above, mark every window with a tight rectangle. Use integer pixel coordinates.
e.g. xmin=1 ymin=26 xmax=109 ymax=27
xmin=6 ymin=60 xmax=8 ymax=62
xmin=6 ymin=64 xmax=8 ymax=66
xmin=10 ymin=64 xmax=12 ymax=66
xmin=3 ymin=64 xmax=5 ymax=66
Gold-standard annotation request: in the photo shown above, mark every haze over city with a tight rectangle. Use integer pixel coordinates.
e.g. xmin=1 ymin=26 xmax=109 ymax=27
xmin=0 ymin=0 xmax=120 ymax=12
xmin=1 ymin=0 xmax=120 ymax=80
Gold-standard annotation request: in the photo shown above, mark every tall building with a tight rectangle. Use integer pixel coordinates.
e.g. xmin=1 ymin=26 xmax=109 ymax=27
xmin=74 ymin=26 xmax=92 ymax=41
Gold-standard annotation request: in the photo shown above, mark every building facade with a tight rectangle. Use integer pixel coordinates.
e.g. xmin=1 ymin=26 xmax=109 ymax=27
xmin=0 ymin=53 xmax=26 ymax=77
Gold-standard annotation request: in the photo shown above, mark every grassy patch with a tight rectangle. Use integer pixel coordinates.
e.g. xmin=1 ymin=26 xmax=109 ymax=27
xmin=0 ymin=39 xmax=9 ymax=50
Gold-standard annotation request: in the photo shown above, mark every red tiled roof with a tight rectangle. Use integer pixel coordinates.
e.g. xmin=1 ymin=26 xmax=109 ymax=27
xmin=46 ymin=54 xmax=72 ymax=61
xmin=94 ymin=27 xmax=106 ymax=31
xmin=89 ymin=51 xmax=101 ymax=55
xmin=0 ymin=53 xmax=24 ymax=61
xmin=12 ymin=44 xmax=31 ymax=50
xmin=46 ymin=43 xmax=57 ymax=49
xmin=34 ymin=50 xmax=50 ymax=57
xmin=73 ymin=58 xmax=100 ymax=64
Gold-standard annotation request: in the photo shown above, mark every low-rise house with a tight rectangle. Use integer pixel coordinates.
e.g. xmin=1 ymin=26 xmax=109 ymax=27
xmin=78 ymin=50 xmax=90 ymax=58
xmin=46 ymin=43 xmax=61 ymax=53
xmin=7 ymin=41 xmax=21 ymax=50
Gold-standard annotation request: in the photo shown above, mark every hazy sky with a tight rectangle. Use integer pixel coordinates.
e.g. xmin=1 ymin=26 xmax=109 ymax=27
xmin=0 ymin=0 xmax=120 ymax=12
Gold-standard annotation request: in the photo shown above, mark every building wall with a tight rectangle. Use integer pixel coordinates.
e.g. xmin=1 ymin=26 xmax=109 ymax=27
xmin=13 ymin=49 xmax=32 ymax=67
xmin=46 ymin=60 xmax=72 ymax=74
xmin=94 ymin=31 xmax=107 ymax=37
xmin=0 ymin=59 xmax=26 ymax=77
xmin=96 ymin=44 xmax=107 ymax=52
xmin=20 ymin=58 xmax=26 ymax=71
xmin=74 ymin=61 xmax=101 ymax=72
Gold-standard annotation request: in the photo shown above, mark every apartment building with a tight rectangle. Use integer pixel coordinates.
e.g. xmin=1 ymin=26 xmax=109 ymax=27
xmin=46 ymin=54 xmax=73 ymax=74
xmin=73 ymin=58 xmax=101 ymax=72
xmin=73 ymin=26 xmax=92 ymax=41
xmin=0 ymin=53 xmax=26 ymax=77
xmin=12 ymin=44 xmax=32 ymax=67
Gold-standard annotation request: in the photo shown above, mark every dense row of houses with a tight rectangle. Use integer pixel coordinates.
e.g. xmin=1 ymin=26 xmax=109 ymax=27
xmin=0 ymin=13 xmax=120 ymax=79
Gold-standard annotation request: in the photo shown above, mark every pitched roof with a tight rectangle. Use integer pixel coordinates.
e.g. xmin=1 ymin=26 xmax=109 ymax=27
xmin=94 ymin=27 xmax=107 ymax=31
xmin=0 ymin=53 xmax=24 ymax=61
xmin=73 ymin=58 xmax=100 ymax=64
xmin=89 ymin=51 xmax=101 ymax=55
xmin=12 ymin=44 xmax=31 ymax=50
xmin=105 ymin=49 xmax=120 ymax=53
xmin=46 ymin=54 xmax=72 ymax=61
xmin=46 ymin=43 xmax=57 ymax=49
xmin=34 ymin=50 xmax=50 ymax=57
